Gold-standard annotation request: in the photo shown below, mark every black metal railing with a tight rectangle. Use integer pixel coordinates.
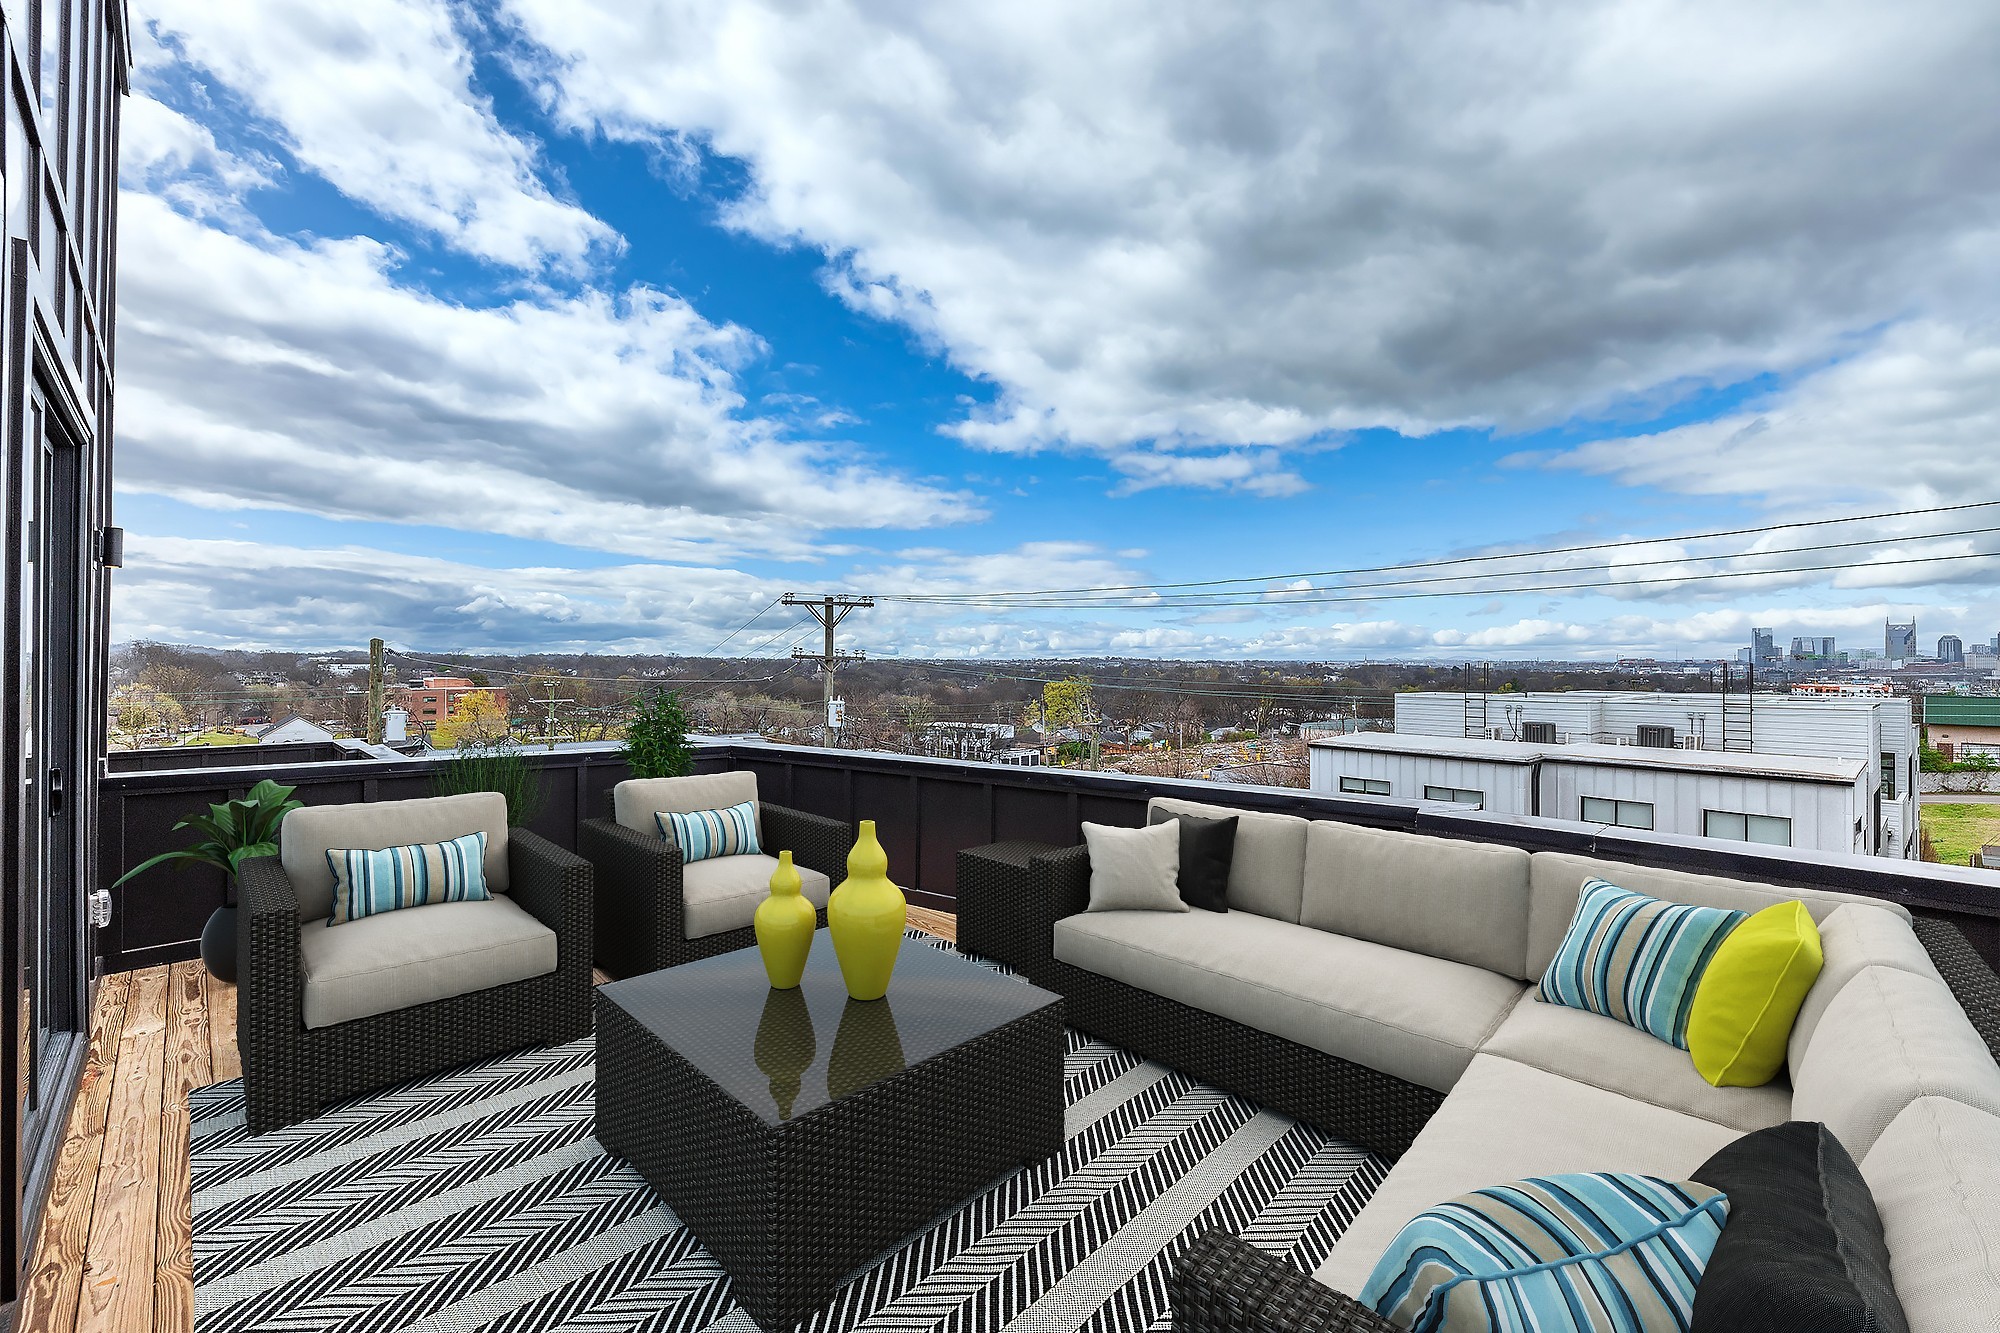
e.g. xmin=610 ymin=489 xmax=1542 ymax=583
xmin=97 ymin=738 xmax=2000 ymax=976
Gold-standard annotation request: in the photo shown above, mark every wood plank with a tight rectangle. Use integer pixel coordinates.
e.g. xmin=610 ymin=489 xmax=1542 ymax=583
xmin=908 ymin=906 xmax=958 ymax=942
xmin=153 ymin=963 xmax=211 ymax=1333
xmin=16 ymin=973 xmax=132 ymax=1333
xmin=205 ymin=978 xmax=239 ymax=1085
xmin=73 ymin=966 xmax=169 ymax=1333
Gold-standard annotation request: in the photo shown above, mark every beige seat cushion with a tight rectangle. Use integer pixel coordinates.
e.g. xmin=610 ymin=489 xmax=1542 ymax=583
xmin=282 ymin=792 xmax=510 ymax=923
xmin=1525 ymin=851 xmax=1907 ymax=979
xmin=1859 ymin=1097 xmax=2000 ymax=1333
xmin=299 ymin=896 xmax=556 ymax=1029
xmin=1315 ymin=1053 xmax=1740 ymax=1298
xmin=1053 ymin=908 xmax=1525 ymax=1092
xmin=615 ymin=771 xmax=759 ymax=837
xmin=1301 ymin=821 xmax=1532 ymax=979
xmin=683 ymin=853 xmax=831 ymax=939
xmin=1481 ymin=994 xmax=1791 ymax=1132
xmin=1787 ymin=902 xmax=1943 ymax=1076
xmin=1791 ymin=964 xmax=2000 ymax=1160
xmin=1146 ymin=797 xmax=1308 ymax=922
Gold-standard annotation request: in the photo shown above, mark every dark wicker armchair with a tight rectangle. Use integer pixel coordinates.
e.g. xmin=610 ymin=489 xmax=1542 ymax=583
xmin=237 ymin=807 xmax=592 ymax=1135
xmin=579 ymin=775 xmax=852 ymax=978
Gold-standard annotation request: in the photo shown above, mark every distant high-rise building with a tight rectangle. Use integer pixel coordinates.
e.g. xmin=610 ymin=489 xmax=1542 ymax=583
xmin=1886 ymin=618 xmax=1918 ymax=662
xmin=1938 ymin=634 xmax=1964 ymax=665
xmin=1751 ymin=627 xmax=1778 ymax=668
xmin=1790 ymin=635 xmax=1836 ymax=660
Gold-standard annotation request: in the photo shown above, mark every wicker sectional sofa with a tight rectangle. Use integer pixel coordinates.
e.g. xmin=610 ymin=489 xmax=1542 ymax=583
xmin=959 ymin=795 xmax=2000 ymax=1333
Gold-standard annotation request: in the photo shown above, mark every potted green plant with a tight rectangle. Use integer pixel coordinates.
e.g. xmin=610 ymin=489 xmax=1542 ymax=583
xmin=430 ymin=737 xmax=546 ymax=827
xmin=112 ymin=778 xmax=304 ymax=982
xmin=624 ymin=688 xmax=696 ymax=778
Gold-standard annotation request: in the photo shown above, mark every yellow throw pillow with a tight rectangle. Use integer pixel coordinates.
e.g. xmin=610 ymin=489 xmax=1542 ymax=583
xmin=1687 ymin=901 xmax=1824 ymax=1087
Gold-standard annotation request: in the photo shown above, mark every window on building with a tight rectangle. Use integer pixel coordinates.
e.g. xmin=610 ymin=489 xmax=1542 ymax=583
xmin=1704 ymin=810 xmax=1793 ymax=846
xmin=1879 ymin=751 xmax=1898 ymax=800
xmin=1339 ymin=777 xmax=1391 ymax=796
xmin=1581 ymin=797 xmax=1654 ymax=829
xmin=1424 ymin=785 xmax=1485 ymax=806
xmin=1636 ymin=725 xmax=1677 ymax=749
xmin=1521 ymin=722 xmax=1557 ymax=743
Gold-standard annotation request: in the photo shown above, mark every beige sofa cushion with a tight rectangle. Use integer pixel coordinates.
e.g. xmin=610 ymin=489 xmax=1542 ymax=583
xmin=298 ymin=896 xmax=556 ymax=1029
xmin=614 ymin=771 xmax=760 ymax=836
xmin=1788 ymin=902 xmax=1943 ymax=1076
xmin=1301 ymin=821 xmax=1532 ymax=979
xmin=1859 ymin=1097 xmax=2000 ymax=1333
xmin=1315 ymin=1053 xmax=1740 ymax=1299
xmin=1481 ymin=994 xmax=1791 ymax=1132
xmin=1053 ymin=908 xmax=1525 ymax=1092
xmin=1525 ymin=851 xmax=1905 ymax=980
xmin=282 ymin=792 xmax=509 ymax=923
xmin=1147 ymin=797 xmax=1308 ymax=922
xmin=1791 ymin=964 xmax=2000 ymax=1160
xmin=683 ymin=853 xmax=831 ymax=939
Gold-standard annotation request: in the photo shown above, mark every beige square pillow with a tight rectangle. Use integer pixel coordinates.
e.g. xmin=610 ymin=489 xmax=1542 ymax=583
xmin=1082 ymin=820 xmax=1186 ymax=913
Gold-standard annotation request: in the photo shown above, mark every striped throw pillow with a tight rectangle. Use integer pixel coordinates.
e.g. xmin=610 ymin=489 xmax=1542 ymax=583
xmin=1362 ymin=1173 xmax=1730 ymax=1333
xmin=1538 ymin=880 xmax=1745 ymax=1048
xmin=326 ymin=831 xmax=491 ymax=925
xmin=657 ymin=800 xmax=761 ymax=863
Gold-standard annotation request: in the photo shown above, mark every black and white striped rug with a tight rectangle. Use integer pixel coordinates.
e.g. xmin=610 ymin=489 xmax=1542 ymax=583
xmin=192 ymin=936 xmax=1385 ymax=1332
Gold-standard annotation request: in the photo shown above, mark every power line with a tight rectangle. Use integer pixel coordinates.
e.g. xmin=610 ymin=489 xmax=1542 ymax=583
xmin=880 ymin=522 xmax=2000 ymax=606
xmin=870 ymin=497 xmax=2000 ymax=600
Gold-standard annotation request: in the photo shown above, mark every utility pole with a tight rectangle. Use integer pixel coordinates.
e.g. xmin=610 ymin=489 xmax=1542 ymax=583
xmin=367 ymin=637 xmax=386 ymax=744
xmin=533 ymin=676 xmax=575 ymax=751
xmin=783 ymin=593 xmax=873 ymax=746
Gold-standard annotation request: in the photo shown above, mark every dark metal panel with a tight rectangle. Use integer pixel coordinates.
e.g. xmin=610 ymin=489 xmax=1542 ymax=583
xmin=993 ymin=785 xmax=1071 ymax=846
xmin=917 ymin=776 xmax=989 ymax=898
xmin=1078 ymin=792 xmax=1146 ymax=831
xmin=788 ymin=762 xmax=849 ymax=823
xmin=851 ymin=768 xmax=919 ymax=890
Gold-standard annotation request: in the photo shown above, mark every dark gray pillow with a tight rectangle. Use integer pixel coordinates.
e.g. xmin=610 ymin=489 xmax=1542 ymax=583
xmin=1174 ymin=813 xmax=1236 ymax=912
xmin=1690 ymin=1120 xmax=1907 ymax=1333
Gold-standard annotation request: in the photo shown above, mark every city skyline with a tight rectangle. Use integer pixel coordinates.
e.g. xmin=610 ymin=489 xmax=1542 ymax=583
xmin=113 ymin=3 xmax=2000 ymax=661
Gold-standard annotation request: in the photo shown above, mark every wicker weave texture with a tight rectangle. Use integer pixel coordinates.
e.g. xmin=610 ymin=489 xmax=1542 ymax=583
xmin=580 ymin=801 xmax=851 ymax=978
xmin=236 ymin=828 xmax=594 ymax=1134
xmin=1171 ymin=1231 xmax=1399 ymax=1333
xmin=595 ymin=980 xmax=1063 ymax=1330
xmin=958 ymin=841 xmax=1443 ymax=1159
xmin=1914 ymin=915 xmax=2000 ymax=1064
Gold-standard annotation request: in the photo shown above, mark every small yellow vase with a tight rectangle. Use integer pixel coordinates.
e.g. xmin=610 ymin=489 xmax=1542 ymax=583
xmin=753 ymin=850 xmax=816 ymax=989
xmin=827 ymin=820 xmax=907 ymax=1001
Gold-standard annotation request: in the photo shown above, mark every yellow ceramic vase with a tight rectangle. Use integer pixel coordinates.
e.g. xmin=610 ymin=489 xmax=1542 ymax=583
xmin=753 ymin=850 xmax=816 ymax=989
xmin=827 ymin=820 xmax=906 ymax=1001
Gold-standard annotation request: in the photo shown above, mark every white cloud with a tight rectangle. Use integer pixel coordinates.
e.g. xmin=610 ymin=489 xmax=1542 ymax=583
xmin=115 ymin=178 xmax=979 ymax=560
xmin=503 ymin=0 xmax=2000 ymax=468
xmin=140 ymin=0 xmax=617 ymax=269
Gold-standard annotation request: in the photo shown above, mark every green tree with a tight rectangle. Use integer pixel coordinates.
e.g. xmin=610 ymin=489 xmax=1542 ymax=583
xmin=624 ymin=688 xmax=696 ymax=778
xmin=431 ymin=690 xmax=510 ymax=748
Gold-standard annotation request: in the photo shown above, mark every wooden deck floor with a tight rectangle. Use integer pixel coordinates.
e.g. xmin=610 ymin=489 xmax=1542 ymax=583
xmin=19 ymin=909 xmax=958 ymax=1333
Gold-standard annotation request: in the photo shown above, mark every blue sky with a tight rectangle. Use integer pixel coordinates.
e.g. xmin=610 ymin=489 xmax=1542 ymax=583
xmin=111 ymin=1 xmax=2000 ymax=662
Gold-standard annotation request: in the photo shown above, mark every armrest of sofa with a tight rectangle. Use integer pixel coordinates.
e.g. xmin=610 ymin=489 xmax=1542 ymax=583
xmin=235 ymin=855 xmax=304 ymax=1095
xmin=761 ymin=802 xmax=852 ymax=881
xmin=1171 ymin=1231 xmax=1397 ymax=1333
xmin=957 ymin=840 xmax=1088 ymax=985
xmin=1913 ymin=916 xmax=2000 ymax=1064
xmin=508 ymin=828 xmax=594 ymax=979
xmin=579 ymin=816 xmax=684 ymax=975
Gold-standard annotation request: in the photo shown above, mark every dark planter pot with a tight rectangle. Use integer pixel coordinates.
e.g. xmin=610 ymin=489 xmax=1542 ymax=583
xmin=202 ymin=905 xmax=239 ymax=983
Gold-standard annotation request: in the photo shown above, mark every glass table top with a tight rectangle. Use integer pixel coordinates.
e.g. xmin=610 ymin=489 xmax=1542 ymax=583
xmin=599 ymin=936 xmax=1060 ymax=1125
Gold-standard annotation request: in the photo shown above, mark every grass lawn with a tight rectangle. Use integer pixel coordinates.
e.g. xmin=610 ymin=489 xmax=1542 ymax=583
xmin=1920 ymin=803 xmax=2000 ymax=867
xmin=181 ymin=730 xmax=259 ymax=747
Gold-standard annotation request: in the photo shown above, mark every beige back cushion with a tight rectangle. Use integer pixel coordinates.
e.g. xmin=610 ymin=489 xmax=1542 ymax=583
xmin=281 ymin=792 xmax=509 ymax=922
xmin=614 ymin=771 xmax=759 ymax=836
xmin=1525 ymin=851 xmax=1906 ymax=980
xmin=1301 ymin=821 xmax=1532 ymax=978
xmin=1147 ymin=797 xmax=1308 ymax=923
xmin=1787 ymin=903 xmax=1942 ymax=1077
xmin=1790 ymin=965 xmax=2000 ymax=1160
xmin=1859 ymin=1097 xmax=2000 ymax=1333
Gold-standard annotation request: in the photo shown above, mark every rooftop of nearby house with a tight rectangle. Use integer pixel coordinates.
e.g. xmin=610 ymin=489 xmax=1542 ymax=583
xmin=1309 ymin=731 xmax=1870 ymax=783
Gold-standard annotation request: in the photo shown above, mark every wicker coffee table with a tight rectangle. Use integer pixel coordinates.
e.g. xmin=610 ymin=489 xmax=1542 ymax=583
xmin=594 ymin=937 xmax=1065 ymax=1330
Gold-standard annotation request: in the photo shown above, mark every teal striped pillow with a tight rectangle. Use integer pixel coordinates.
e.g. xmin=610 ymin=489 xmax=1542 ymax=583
xmin=326 ymin=831 xmax=490 ymax=925
xmin=1362 ymin=1172 xmax=1730 ymax=1333
xmin=657 ymin=800 xmax=761 ymax=863
xmin=1538 ymin=880 xmax=1745 ymax=1047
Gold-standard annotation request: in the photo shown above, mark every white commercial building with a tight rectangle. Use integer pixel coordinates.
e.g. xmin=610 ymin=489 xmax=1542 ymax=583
xmin=1308 ymin=689 xmax=1919 ymax=858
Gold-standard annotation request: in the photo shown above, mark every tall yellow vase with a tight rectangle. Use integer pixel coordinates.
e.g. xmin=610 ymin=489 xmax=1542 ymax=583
xmin=827 ymin=820 xmax=906 ymax=1001
xmin=753 ymin=850 xmax=816 ymax=989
